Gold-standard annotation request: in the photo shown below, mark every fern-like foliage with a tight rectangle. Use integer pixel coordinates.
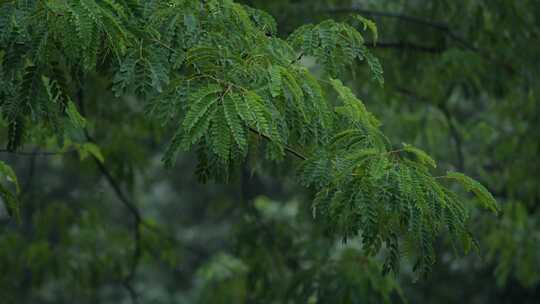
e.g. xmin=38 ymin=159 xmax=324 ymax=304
xmin=446 ymin=172 xmax=499 ymax=213
xmin=302 ymin=79 xmax=496 ymax=276
xmin=288 ymin=18 xmax=384 ymax=83
xmin=0 ymin=0 xmax=497 ymax=276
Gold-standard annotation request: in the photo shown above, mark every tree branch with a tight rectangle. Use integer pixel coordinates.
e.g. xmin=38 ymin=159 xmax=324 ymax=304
xmin=122 ymin=281 xmax=139 ymax=304
xmin=324 ymin=7 xmax=479 ymax=52
xmin=75 ymin=82 xmax=141 ymax=303
xmin=20 ymin=148 xmax=38 ymax=200
xmin=0 ymin=137 xmax=143 ymax=303
xmin=324 ymin=6 xmax=520 ymax=75
xmin=366 ymin=41 xmax=443 ymax=54
xmin=84 ymin=132 xmax=142 ymax=299
xmin=0 ymin=149 xmax=74 ymax=156
xmin=247 ymin=127 xmax=308 ymax=160
xmin=327 ymin=7 xmax=449 ymax=30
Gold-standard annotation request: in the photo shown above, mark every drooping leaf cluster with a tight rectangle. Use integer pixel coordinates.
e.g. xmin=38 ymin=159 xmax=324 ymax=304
xmin=0 ymin=0 xmax=497 ymax=276
xmin=288 ymin=17 xmax=383 ymax=83
xmin=301 ymin=79 xmax=497 ymax=275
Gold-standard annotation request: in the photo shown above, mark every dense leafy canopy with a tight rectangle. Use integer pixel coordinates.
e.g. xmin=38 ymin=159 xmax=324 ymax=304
xmin=1 ymin=0 xmax=538 ymax=303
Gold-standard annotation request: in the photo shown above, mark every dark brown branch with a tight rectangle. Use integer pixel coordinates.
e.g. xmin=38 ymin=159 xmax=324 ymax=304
xmin=247 ymin=127 xmax=308 ymax=160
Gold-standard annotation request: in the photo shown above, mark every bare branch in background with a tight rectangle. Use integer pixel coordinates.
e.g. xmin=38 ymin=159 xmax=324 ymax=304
xmin=366 ymin=41 xmax=443 ymax=53
xmin=324 ymin=7 xmax=478 ymax=52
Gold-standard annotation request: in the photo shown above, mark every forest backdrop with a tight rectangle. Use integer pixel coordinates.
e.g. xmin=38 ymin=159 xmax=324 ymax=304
xmin=0 ymin=0 xmax=539 ymax=303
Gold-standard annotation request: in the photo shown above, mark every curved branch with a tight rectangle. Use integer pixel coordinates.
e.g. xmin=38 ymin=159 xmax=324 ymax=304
xmin=324 ymin=6 xmax=518 ymax=75
xmin=324 ymin=7 xmax=478 ymax=52
xmin=85 ymin=132 xmax=142 ymax=298
xmin=75 ymin=83 xmax=141 ymax=303
xmin=327 ymin=7 xmax=449 ymax=30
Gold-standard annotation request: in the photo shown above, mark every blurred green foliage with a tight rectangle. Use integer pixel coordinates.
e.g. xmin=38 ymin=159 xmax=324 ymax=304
xmin=1 ymin=0 xmax=539 ymax=303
